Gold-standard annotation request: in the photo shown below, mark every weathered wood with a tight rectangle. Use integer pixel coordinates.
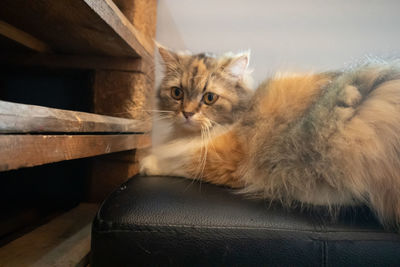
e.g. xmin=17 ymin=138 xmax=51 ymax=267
xmin=0 ymin=20 xmax=51 ymax=53
xmin=0 ymin=0 xmax=153 ymax=59
xmin=0 ymin=100 xmax=151 ymax=133
xmin=0 ymin=134 xmax=151 ymax=171
xmin=0 ymin=53 xmax=154 ymax=74
xmin=90 ymin=70 xmax=154 ymax=200
xmin=85 ymin=0 xmax=156 ymax=201
xmin=85 ymin=0 xmax=155 ymax=58
xmin=93 ymin=71 xmax=154 ymax=122
xmin=0 ymin=203 xmax=97 ymax=267
xmin=113 ymin=0 xmax=157 ymax=39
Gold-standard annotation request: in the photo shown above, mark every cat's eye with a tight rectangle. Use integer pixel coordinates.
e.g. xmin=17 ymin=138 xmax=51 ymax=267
xmin=171 ymin=87 xmax=184 ymax=100
xmin=203 ymin=92 xmax=219 ymax=105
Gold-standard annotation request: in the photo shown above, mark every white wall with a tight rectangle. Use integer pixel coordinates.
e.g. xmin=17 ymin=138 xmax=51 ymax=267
xmin=156 ymin=0 xmax=400 ymax=85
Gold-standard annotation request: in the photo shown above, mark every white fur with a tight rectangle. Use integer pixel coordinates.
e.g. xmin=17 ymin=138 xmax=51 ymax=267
xmin=141 ymin=124 xmax=232 ymax=178
xmin=140 ymin=136 xmax=203 ymax=177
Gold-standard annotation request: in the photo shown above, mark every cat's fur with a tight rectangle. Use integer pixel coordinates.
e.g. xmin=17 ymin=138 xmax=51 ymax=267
xmin=141 ymin=45 xmax=400 ymax=229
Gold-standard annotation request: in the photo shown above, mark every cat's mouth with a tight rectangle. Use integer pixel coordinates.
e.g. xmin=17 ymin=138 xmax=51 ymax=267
xmin=182 ymin=119 xmax=200 ymax=130
xmin=177 ymin=118 xmax=202 ymax=132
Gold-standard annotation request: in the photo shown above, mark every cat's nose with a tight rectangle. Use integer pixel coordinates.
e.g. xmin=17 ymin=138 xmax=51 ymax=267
xmin=182 ymin=111 xmax=195 ymax=119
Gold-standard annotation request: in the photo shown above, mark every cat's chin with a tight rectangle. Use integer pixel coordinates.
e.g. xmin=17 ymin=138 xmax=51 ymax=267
xmin=174 ymin=120 xmax=202 ymax=134
xmin=180 ymin=122 xmax=201 ymax=131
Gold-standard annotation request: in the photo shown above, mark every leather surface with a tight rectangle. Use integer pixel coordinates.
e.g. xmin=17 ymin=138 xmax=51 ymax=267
xmin=91 ymin=176 xmax=400 ymax=266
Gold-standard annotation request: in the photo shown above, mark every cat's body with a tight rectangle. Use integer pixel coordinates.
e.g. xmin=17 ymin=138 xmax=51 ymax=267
xmin=141 ymin=46 xmax=400 ymax=229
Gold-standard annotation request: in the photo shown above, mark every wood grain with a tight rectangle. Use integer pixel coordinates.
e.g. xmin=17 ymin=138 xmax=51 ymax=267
xmin=85 ymin=0 xmax=155 ymax=58
xmin=93 ymin=71 xmax=154 ymax=122
xmin=0 ymin=203 xmax=97 ymax=267
xmin=0 ymin=20 xmax=51 ymax=53
xmin=0 ymin=0 xmax=153 ymax=59
xmin=90 ymin=70 xmax=154 ymax=200
xmin=113 ymin=0 xmax=157 ymax=39
xmin=0 ymin=134 xmax=151 ymax=171
xmin=0 ymin=100 xmax=151 ymax=134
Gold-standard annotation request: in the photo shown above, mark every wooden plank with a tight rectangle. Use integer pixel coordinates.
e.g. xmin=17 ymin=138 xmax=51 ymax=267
xmin=0 ymin=53 xmax=154 ymax=74
xmin=0 ymin=0 xmax=153 ymax=59
xmin=84 ymin=0 xmax=155 ymax=58
xmin=0 ymin=203 xmax=98 ymax=267
xmin=0 ymin=100 xmax=151 ymax=133
xmin=0 ymin=134 xmax=151 ymax=171
xmin=113 ymin=0 xmax=157 ymax=39
xmin=0 ymin=20 xmax=51 ymax=53
xmin=90 ymin=71 xmax=154 ymax=201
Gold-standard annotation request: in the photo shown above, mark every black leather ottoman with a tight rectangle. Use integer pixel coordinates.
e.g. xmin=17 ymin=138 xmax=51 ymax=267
xmin=91 ymin=176 xmax=400 ymax=266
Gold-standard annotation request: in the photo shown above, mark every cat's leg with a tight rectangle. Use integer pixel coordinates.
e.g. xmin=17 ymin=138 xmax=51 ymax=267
xmin=293 ymin=182 xmax=358 ymax=206
xmin=141 ymin=130 xmax=246 ymax=188
xmin=140 ymin=137 xmax=204 ymax=177
xmin=184 ymin=131 xmax=246 ymax=188
xmin=140 ymin=154 xmax=163 ymax=176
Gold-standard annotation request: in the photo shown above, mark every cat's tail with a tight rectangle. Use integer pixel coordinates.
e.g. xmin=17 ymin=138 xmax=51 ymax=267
xmin=329 ymin=65 xmax=400 ymax=229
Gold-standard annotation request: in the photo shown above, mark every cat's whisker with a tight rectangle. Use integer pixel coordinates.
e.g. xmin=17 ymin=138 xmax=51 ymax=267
xmin=203 ymin=121 xmax=225 ymax=162
xmin=142 ymin=109 xmax=174 ymax=113
xmin=128 ymin=115 xmax=171 ymax=123
xmin=194 ymin=125 xmax=208 ymax=182
xmin=192 ymin=127 xmax=203 ymax=180
xmin=199 ymin=126 xmax=208 ymax=182
xmin=198 ymin=127 xmax=207 ymax=179
xmin=200 ymin=124 xmax=211 ymax=178
xmin=198 ymin=126 xmax=209 ymax=190
xmin=188 ymin=126 xmax=206 ymax=187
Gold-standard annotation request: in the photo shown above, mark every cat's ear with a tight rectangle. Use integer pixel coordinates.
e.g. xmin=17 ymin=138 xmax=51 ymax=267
xmin=224 ymin=51 xmax=250 ymax=79
xmin=156 ymin=43 xmax=179 ymax=66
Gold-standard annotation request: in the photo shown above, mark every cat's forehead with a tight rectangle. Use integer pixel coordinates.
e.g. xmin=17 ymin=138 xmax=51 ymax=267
xmin=181 ymin=53 xmax=218 ymax=69
xmin=178 ymin=54 xmax=219 ymax=91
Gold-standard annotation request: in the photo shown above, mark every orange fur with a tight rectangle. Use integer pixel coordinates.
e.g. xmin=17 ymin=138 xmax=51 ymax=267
xmin=258 ymin=74 xmax=331 ymax=121
xmin=187 ymin=131 xmax=246 ymax=188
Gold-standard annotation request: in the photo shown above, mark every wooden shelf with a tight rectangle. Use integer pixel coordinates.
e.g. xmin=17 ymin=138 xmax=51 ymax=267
xmin=0 ymin=0 xmax=156 ymax=261
xmin=0 ymin=0 xmax=154 ymax=61
xmin=0 ymin=134 xmax=150 ymax=172
xmin=0 ymin=100 xmax=151 ymax=134
xmin=0 ymin=203 xmax=98 ymax=267
xmin=0 ymin=99 xmax=152 ymax=172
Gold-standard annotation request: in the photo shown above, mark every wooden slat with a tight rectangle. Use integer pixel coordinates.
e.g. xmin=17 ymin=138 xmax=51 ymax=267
xmin=113 ymin=0 xmax=157 ymax=40
xmin=90 ymin=71 xmax=154 ymax=200
xmin=84 ymin=0 xmax=155 ymax=58
xmin=0 ymin=203 xmax=98 ymax=267
xmin=0 ymin=0 xmax=153 ymax=60
xmin=0 ymin=134 xmax=151 ymax=171
xmin=0 ymin=20 xmax=51 ymax=53
xmin=0 ymin=100 xmax=151 ymax=133
xmin=0 ymin=53 xmax=154 ymax=74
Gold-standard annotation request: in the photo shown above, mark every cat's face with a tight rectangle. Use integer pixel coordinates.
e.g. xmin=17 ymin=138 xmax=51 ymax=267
xmin=157 ymin=46 xmax=252 ymax=133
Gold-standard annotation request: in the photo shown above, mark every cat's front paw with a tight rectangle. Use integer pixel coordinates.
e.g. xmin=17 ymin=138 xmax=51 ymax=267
xmin=140 ymin=155 xmax=162 ymax=176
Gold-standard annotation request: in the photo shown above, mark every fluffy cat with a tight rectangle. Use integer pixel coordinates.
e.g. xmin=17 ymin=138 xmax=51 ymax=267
xmin=141 ymin=45 xmax=400 ymax=229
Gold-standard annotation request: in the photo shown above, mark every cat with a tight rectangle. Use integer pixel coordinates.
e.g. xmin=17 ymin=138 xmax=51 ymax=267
xmin=140 ymin=45 xmax=400 ymax=229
